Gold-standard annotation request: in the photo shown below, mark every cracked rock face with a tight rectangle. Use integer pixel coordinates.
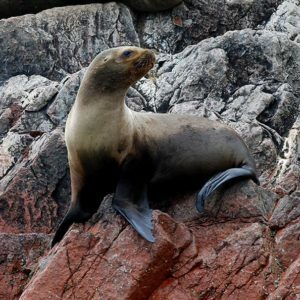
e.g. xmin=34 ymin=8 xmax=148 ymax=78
xmin=1 ymin=0 xmax=300 ymax=299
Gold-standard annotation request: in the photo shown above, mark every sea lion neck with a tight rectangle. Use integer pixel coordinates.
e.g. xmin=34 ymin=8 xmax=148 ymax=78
xmin=76 ymin=74 xmax=129 ymax=108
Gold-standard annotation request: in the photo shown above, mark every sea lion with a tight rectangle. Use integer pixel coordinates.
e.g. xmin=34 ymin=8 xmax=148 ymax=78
xmin=51 ymin=46 xmax=259 ymax=247
xmin=0 ymin=0 xmax=183 ymax=19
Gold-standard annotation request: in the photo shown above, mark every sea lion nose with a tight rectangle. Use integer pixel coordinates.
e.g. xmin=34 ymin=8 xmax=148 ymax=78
xmin=143 ymin=49 xmax=156 ymax=65
xmin=134 ymin=50 xmax=156 ymax=69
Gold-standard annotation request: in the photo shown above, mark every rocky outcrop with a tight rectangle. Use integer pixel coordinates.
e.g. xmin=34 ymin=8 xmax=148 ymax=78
xmin=0 ymin=4 xmax=139 ymax=81
xmin=1 ymin=0 xmax=300 ymax=299
xmin=0 ymin=233 xmax=51 ymax=300
xmin=0 ymin=0 xmax=183 ymax=18
xmin=0 ymin=0 xmax=281 ymax=81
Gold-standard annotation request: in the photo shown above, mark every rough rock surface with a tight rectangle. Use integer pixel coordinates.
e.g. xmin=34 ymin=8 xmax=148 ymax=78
xmin=0 ymin=0 xmax=300 ymax=299
xmin=0 ymin=0 xmax=183 ymax=18
xmin=0 ymin=233 xmax=51 ymax=300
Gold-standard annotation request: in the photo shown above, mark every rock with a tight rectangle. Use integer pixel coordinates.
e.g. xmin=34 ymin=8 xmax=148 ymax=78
xmin=0 ymin=132 xmax=33 ymax=178
xmin=0 ymin=75 xmax=61 ymax=181
xmin=122 ymin=0 xmax=183 ymax=12
xmin=0 ymin=3 xmax=139 ymax=81
xmin=47 ymin=70 xmax=85 ymax=125
xmin=0 ymin=129 xmax=69 ymax=234
xmin=18 ymin=188 xmax=278 ymax=299
xmin=0 ymin=75 xmax=58 ymax=137
xmin=267 ymin=256 xmax=300 ymax=299
xmin=0 ymin=1 xmax=299 ymax=299
xmin=25 ymin=84 xmax=59 ymax=112
xmin=0 ymin=0 xmax=282 ymax=82
xmin=265 ymin=0 xmax=300 ymax=43
xmin=274 ymin=222 xmax=300 ymax=269
xmin=150 ymin=223 xmax=271 ymax=299
xmin=20 ymin=203 xmax=193 ymax=300
xmin=0 ymin=233 xmax=51 ymax=300
xmin=153 ymin=29 xmax=300 ymax=178
xmin=0 ymin=0 xmax=183 ymax=19
xmin=271 ymin=115 xmax=300 ymax=191
xmin=136 ymin=0 xmax=281 ymax=53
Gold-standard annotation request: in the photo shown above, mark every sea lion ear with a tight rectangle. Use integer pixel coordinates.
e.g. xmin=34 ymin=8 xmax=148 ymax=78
xmin=102 ymin=52 xmax=114 ymax=63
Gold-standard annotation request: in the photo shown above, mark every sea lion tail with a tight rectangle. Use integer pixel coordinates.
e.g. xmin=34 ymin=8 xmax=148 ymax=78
xmin=196 ymin=165 xmax=260 ymax=213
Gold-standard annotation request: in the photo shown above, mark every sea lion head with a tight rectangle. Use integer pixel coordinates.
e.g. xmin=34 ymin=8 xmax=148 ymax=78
xmin=87 ymin=46 xmax=156 ymax=91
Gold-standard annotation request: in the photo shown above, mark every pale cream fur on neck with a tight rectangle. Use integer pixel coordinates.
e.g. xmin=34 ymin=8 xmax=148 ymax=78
xmin=65 ymin=89 xmax=135 ymax=164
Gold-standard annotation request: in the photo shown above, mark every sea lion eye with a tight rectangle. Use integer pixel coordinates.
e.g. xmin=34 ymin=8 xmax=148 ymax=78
xmin=103 ymin=57 xmax=109 ymax=62
xmin=123 ymin=50 xmax=133 ymax=57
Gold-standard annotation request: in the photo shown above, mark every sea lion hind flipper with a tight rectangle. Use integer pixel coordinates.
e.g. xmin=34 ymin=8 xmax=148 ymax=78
xmin=196 ymin=166 xmax=259 ymax=213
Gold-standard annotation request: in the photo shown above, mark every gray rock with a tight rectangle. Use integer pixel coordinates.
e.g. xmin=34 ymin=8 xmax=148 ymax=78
xmin=25 ymin=84 xmax=60 ymax=112
xmin=122 ymin=0 xmax=183 ymax=12
xmin=136 ymin=0 xmax=281 ymax=53
xmin=11 ymin=111 xmax=55 ymax=134
xmin=0 ymin=0 xmax=183 ymax=19
xmin=270 ymin=114 xmax=300 ymax=190
xmin=0 ymin=132 xmax=33 ymax=178
xmin=0 ymin=75 xmax=58 ymax=138
xmin=0 ymin=0 xmax=282 ymax=83
xmin=0 ymin=3 xmax=139 ymax=82
xmin=269 ymin=192 xmax=300 ymax=228
xmin=150 ymin=30 xmax=300 ymax=177
xmin=265 ymin=0 xmax=300 ymax=42
xmin=47 ymin=70 xmax=85 ymax=125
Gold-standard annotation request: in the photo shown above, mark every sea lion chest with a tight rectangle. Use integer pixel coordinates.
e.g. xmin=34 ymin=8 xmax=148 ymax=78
xmin=65 ymin=103 xmax=134 ymax=175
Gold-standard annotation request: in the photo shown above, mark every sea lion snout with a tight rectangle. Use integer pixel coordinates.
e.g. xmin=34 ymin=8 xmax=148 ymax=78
xmin=133 ymin=50 xmax=156 ymax=71
xmin=127 ymin=48 xmax=156 ymax=83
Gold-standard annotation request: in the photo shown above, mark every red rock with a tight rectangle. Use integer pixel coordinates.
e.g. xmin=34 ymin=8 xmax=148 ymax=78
xmin=0 ymin=233 xmax=50 ymax=300
xmin=19 ymin=180 xmax=299 ymax=300
xmin=275 ymin=223 xmax=300 ymax=269
xmin=151 ymin=223 xmax=270 ymax=299
xmin=0 ymin=129 xmax=69 ymax=234
xmin=20 ymin=209 xmax=193 ymax=300
xmin=267 ymin=255 xmax=300 ymax=299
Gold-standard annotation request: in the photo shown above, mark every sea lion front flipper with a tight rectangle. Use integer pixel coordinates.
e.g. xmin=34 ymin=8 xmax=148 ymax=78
xmin=112 ymin=156 xmax=155 ymax=242
xmin=196 ymin=166 xmax=260 ymax=212
xmin=51 ymin=207 xmax=77 ymax=247
xmin=51 ymin=203 xmax=92 ymax=248
xmin=113 ymin=195 xmax=154 ymax=242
